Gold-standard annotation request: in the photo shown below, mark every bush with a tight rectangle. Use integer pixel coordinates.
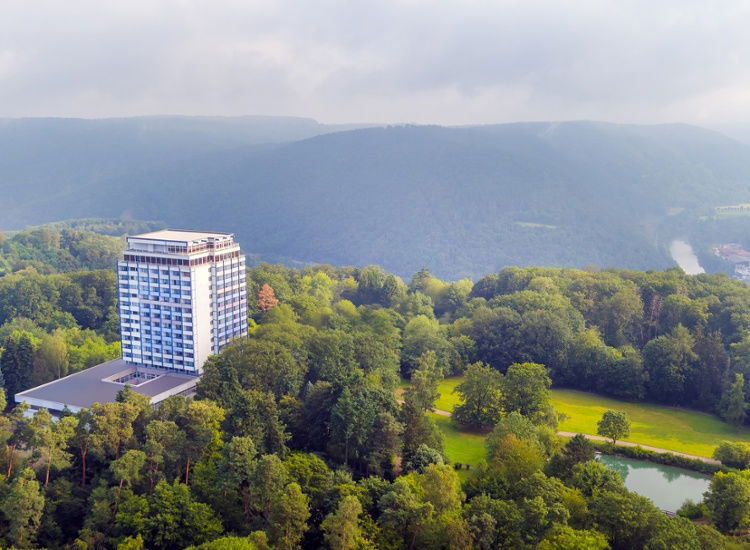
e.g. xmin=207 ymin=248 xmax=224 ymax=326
xmin=402 ymin=444 xmax=443 ymax=473
xmin=677 ymin=499 xmax=707 ymax=520
xmin=713 ymin=441 xmax=750 ymax=469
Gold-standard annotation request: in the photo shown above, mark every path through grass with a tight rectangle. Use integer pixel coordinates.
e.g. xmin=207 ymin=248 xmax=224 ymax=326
xmin=404 ymin=376 xmax=750 ymax=458
xmin=551 ymin=389 xmax=750 ymax=458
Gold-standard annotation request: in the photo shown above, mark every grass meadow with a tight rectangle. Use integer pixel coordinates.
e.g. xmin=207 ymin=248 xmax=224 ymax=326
xmin=403 ymin=377 xmax=750 ymax=459
xmin=551 ymin=389 xmax=750 ymax=458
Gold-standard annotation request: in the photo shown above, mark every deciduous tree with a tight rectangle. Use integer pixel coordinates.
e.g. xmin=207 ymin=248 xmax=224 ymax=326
xmin=597 ymin=410 xmax=630 ymax=445
xmin=453 ymin=361 xmax=504 ymax=428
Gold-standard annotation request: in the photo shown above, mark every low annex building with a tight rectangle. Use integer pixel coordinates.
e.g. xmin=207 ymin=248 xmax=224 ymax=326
xmin=15 ymin=229 xmax=249 ymax=414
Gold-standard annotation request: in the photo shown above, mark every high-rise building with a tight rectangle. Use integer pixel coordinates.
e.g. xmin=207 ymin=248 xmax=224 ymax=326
xmin=15 ymin=229 xmax=248 ymax=414
xmin=118 ymin=230 xmax=248 ymax=375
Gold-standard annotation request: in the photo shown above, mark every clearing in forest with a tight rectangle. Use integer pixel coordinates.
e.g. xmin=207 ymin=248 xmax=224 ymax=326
xmin=407 ymin=377 xmax=750 ymax=459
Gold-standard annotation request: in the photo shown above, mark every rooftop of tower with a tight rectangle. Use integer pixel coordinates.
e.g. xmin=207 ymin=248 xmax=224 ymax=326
xmin=129 ymin=229 xmax=234 ymax=245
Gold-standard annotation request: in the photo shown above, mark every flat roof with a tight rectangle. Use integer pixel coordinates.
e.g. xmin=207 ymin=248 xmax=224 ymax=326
xmin=130 ymin=229 xmax=233 ymax=244
xmin=15 ymin=358 xmax=198 ymax=411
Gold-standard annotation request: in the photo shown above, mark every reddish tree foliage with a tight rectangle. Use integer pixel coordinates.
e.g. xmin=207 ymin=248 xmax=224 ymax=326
xmin=257 ymin=283 xmax=279 ymax=313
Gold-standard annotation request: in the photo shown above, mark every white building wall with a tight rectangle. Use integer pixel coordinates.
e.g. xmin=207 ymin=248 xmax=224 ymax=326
xmin=190 ymin=262 xmax=213 ymax=374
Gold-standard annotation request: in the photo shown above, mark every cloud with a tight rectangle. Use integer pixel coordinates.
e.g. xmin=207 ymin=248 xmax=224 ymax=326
xmin=1 ymin=0 xmax=749 ymax=125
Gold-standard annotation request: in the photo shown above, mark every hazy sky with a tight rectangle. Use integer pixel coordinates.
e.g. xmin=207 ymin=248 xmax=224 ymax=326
xmin=2 ymin=0 xmax=750 ymax=126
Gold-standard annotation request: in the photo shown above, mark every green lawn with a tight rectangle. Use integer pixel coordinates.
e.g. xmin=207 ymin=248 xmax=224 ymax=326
xmin=431 ymin=413 xmax=487 ymax=466
xmin=399 ymin=377 xmax=464 ymax=412
xmin=400 ymin=379 xmax=489 ymax=466
xmin=402 ymin=376 xmax=750 ymax=459
xmin=434 ymin=378 xmax=463 ymax=412
xmin=552 ymin=388 xmax=750 ymax=458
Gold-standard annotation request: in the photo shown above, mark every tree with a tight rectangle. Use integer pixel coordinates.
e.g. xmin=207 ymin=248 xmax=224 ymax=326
xmin=502 ymin=362 xmax=552 ymax=423
xmin=537 ymin=525 xmax=609 ymax=550
xmin=462 ymin=494 xmax=524 ymax=550
xmin=453 ymin=361 xmax=504 ymax=428
xmin=73 ymin=408 xmax=94 ymax=486
xmin=597 ymin=410 xmax=630 ymax=445
xmin=378 ymin=479 xmax=434 ymax=549
xmin=1 ymin=467 xmax=45 ymax=548
xmin=401 ymin=397 xmax=444 ymax=457
xmin=32 ymin=330 xmax=69 ymax=384
xmin=704 ymin=471 xmax=750 ymax=533
xmin=111 ymin=449 xmax=147 ymax=492
xmin=178 ymin=399 xmax=225 ymax=485
xmin=643 ymin=324 xmax=697 ymax=405
xmin=406 ymin=351 xmax=442 ymax=412
xmin=1 ymin=330 xmax=35 ymax=398
xmin=719 ymin=373 xmax=747 ymax=427
xmin=417 ymin=463 xmax=464 ymax=515
xmin=466 ymin=306 xmax=523 ymax=370
xmin=546 ymin=434 xmax=596 ymax=479
xmin=366 ymin=412 xmax=402 ymax=476
xmin=144 ymin=419 xmax=184 ymax=490
xmin=147 ymin=480 xmax=223 ymax=549
xmin=204 ymin=339 xmax=305 ymax=400
xmin=330 ymin=382 xmax=397 ymax=467
xmin=486 ymin=433 xmax=545 ymax=482
xmin=249 ymin=454 xmax=289 ymax=520
xmin=257 ymin=283 xmax=279 ymax=313
xmin=713 ymin=441 xmax=750 ymax=469
xmin=269 ymin=482 xmax=310 ymax=550
xmin=220 ymin=436 xmax=258 ymax=520
xmin=401 ymin=315 xmax=451 ymax=377
xmin=322 ymin=495 xmax=367 ymax=550
xmin=589 ymin=489 xmax=663 ymax=549
xmin=187 ymin=536 xmax=263 ymax=549
xmin=569 ymin=460 xmax=625 ymax=497
xmin=402 ymin=443 xmax=443 ymax=473
xmin=225 ymin=389 xmax=289 ymax=455
xmin=4 ymin=401 xmax=30 ymax=477
xmin=29 ymin=407 xmax=78 ymax=486
xmin=91 ymin=401 xmax=139 ymax=459
xmin=645 ymin=515 xmax=701 ymax=550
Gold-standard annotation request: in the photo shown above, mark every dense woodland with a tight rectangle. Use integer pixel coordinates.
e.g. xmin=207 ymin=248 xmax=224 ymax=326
xmin=4 ymin=231 xmax=750 ymax=547
xmin=6 ymin=119 xmax=750 ymax=278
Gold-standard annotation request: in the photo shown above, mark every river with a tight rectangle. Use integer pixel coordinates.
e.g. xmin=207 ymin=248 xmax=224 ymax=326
xmin=598 ymin=454 xmax=711 ymax=512
xmin=669 ymin=240 xmax=705 ymax=275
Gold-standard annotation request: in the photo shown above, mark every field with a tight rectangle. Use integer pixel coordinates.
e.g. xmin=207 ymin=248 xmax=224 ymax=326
xmin=551 ymin=389 xmax=750 ymax=458
xmin=404 ymin=377 xmax=750 ymax=459
xmin=431 ymin=413 xmax=487 ymax=466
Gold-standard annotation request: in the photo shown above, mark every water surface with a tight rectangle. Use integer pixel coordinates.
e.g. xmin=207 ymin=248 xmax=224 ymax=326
xmin=598 ymin=454 xmax=710 ymax=512
xmin=669 ymin=239 xmax=705 ymax=275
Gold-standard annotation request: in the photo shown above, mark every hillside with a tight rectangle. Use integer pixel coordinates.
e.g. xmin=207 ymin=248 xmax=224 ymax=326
xmin=4 ymin=119 xmax=750 ymax=278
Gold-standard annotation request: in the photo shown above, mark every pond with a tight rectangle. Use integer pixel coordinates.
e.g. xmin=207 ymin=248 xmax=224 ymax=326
xmin=597 ymin=454 xmax=711 ymax=512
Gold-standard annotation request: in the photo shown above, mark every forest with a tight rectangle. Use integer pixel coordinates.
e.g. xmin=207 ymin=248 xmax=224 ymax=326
xmin=6 ymin=119 xmax=750 ymax=279
xmin=3 ymin=230 xmax=750 ymax=547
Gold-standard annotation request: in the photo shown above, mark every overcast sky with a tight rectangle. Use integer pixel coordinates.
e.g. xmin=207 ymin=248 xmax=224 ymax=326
xmin=2 ymin=0 xmax=750 ymax=127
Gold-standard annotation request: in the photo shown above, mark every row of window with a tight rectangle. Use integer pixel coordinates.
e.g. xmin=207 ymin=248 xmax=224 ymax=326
xmin=122 ymin=351 xmax=196 ymax=369
xmin=120 ymin=265 xmax=192 ymax=277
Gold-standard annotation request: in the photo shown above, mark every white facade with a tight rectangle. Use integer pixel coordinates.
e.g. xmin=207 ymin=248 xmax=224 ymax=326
xmin=117 ymin=229 xmax=248 ymax=375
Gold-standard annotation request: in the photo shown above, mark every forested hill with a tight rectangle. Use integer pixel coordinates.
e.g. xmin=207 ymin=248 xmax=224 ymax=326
xmin=4 ymin=118 xmax=750 ymax=278
xmin=0 ymin=115 xmax=366 ymax=230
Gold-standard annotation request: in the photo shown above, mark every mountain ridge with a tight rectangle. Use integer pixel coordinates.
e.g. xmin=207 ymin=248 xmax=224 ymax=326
xmin=3 ymin=117 xmax=750 ymax=278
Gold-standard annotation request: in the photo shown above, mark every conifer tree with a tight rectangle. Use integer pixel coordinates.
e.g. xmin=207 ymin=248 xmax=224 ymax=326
xmin=1 ymin=332 xmax=35 ymax=398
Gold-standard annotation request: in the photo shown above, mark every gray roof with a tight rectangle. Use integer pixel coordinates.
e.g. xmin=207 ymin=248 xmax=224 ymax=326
xmin=130 ymin=229 xmax=233 ymax=244
xmin=15 ymin=358 xmax=198 ymax=411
